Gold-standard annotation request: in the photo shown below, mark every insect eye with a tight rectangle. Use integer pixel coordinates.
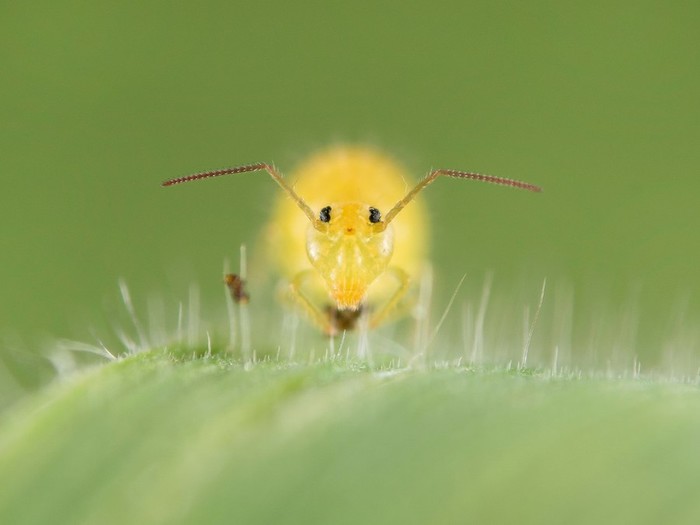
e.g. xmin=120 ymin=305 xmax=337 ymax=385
xmin=369 ymin=207 xmax=381 ymax=224
xmin=319 ymin=206 xmax=332 ymax=223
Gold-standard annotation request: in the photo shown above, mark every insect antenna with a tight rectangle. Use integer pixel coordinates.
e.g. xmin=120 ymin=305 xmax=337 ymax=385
xmin=382 ymin=169 xmax=542 ymax=227
xmin=162 ymin=163 xmax=318 ymax=224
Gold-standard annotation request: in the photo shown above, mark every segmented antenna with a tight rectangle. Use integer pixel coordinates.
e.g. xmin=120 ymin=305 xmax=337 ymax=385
xmin=161 ymin=163 xmax=269 ymax=187
xmin=434 ymin=170 xmax=542 ymax=193
xmin=382 ymin=168 xmax=541 ymax=226
xmin=162 ymin=163 xmax=318 ymax=224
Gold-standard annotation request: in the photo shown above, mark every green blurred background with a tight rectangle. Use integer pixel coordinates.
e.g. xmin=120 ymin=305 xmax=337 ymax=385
xmin=2 ymin=2 xmax=699 ymax=366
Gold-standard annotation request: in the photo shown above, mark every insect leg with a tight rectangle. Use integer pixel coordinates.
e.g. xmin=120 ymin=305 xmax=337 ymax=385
xmin=289 ymin=270 xmax=335 ymax=334
xmin=369 ymin=267 xmax=411 ymax=329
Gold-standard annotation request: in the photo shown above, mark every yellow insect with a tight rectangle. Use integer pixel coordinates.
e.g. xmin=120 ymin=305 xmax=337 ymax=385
xmin=162 ymin=146 xmax=541 ymax=334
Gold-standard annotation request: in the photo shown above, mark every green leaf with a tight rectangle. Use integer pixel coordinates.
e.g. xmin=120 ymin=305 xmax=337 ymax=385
xmin=1 ymin=348 xmax=699 ymax=524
